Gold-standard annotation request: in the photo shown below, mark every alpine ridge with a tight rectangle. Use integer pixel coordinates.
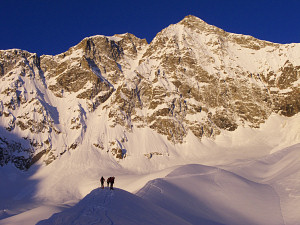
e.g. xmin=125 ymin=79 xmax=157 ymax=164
xmin=0 ymin=15 xmax=300 ymax=170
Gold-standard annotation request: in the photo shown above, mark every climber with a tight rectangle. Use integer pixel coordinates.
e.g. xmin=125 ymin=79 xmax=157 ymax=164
xmin=110 ymin=176 xmax=115 ymax=190
xmin=100 ymin=176 xmax=105 ymax=189
xmin=107 ymin=177 xmax=111 ymax=187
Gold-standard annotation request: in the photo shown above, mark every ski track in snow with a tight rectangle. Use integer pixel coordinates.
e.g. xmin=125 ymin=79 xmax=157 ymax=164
xmin=102 ymin=191 xmax=114 ymax=225
xmin=149 ymin=180 xmax=164 ymax=194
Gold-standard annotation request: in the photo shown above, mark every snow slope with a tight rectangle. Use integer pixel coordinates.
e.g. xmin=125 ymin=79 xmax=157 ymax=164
xmin=1 ymin=114 xmax=300 ymax=225
xmin=22 ymin=143 xmax=300 ymax=225
xmin=0 ymin=205 xmax=67 ymax=225
xmin=36 ymin=188 xmax=189 ymax=225
xmin=221 ymin=143 xmax=300 ymax=224
xmin=137 ymin=164 xmax=284 ymax=225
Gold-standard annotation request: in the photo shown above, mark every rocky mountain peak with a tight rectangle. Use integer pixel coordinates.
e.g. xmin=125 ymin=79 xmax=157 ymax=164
xmin=179 ymin=15 xmax=210 ymax=27
xmin=1 ymin=16 xmax=300 ymax=170
xmin=178 ymin=15 xmax=225 ymax=35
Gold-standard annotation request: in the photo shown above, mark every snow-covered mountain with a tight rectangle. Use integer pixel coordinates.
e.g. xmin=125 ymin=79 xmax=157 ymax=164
xmin=1 ymin=15 xmax=299 ymax=170
xmin=1 ymin=15 xmax=300 ymax=225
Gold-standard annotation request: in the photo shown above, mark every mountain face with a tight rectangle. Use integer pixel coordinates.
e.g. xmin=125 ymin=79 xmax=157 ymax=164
xmin=1 ymin=15 xmax=300 ymax=170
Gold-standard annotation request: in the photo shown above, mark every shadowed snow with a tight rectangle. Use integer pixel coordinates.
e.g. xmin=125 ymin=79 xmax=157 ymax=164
xmin=137 ymin=164 xmax=284 ymax=225
xmin=37 ymin=188 xmax=189 ymax=225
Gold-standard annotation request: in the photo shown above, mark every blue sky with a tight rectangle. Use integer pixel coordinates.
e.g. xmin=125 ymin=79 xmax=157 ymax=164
xmin=0 ymin=0 xmax=299 ymax=55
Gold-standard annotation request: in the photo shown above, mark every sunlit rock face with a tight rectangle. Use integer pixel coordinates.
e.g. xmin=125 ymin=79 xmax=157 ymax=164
xmin=0 ymin=15 xmax=299 ymax=169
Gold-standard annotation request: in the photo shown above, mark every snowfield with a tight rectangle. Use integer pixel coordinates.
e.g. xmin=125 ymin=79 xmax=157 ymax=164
xmin=137 ymin=164 xmax=284 ymax=225
xmin=0 ymin=114 xmax=300 ymax=225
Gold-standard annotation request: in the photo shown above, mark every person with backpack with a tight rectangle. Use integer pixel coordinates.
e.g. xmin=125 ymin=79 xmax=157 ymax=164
xmin=100 ymin=176 xmax=105 ymax=189
xmin=110 ymin=176 xmax=115 ymax=190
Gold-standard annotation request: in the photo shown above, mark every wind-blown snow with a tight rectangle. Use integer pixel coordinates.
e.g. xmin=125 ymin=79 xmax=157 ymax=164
xmin=137 ymin=164 xmax=284 ymax=225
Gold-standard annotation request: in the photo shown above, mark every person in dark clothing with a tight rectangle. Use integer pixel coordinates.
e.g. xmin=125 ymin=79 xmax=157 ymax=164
xmin=107 ymin=177 xmax=111 ymax=187
xmin=110 ymin=176 xmax=115 ymax=190
xmin=100 ymin=176 xmax=105 ymax=189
